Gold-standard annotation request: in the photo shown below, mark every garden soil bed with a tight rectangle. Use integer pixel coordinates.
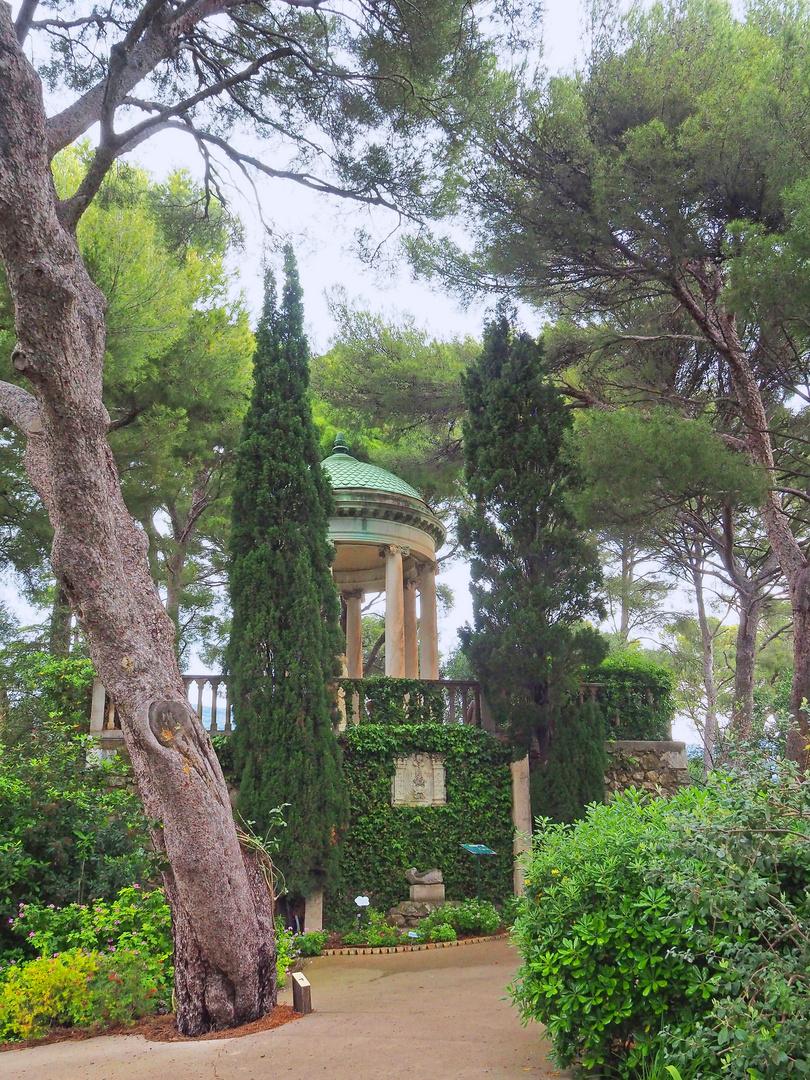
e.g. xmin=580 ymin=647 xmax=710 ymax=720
xmin=0 ymin=1004 xmax=302 ymax=1051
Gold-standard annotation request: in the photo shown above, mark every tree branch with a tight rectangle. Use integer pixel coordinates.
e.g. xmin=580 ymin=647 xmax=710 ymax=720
xmin=0 ymin=379 xmax=42 ymax=435
xmin=14 ymin=0 xmax=39 ymax=45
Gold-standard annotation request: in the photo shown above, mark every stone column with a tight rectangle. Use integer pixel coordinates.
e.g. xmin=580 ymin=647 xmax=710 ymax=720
xmin=384 ymin=545 xmax=406 ymax=677
xmin=304 ymin=890 xmax=323 ymax=932
xmin=404 ymin=580 xmax=419 ymax=678
xmin=418 ymin=561 xmax=440 ymax=680
xmin=510 ymin=755 xmax=532 ymax=896
xmin=344 ymin=589 xmax=364 ymax=680
xmin=89 ymin=678 xmax=106 ymax=733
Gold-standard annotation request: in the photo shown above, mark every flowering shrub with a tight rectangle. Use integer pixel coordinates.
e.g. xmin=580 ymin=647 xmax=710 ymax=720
xmin=9 ymin=886 xmax=173 ymax=1003
xmin=294 ymin=930 xmax=328 ymax=957
xmin=0 ymin=703 xmax=152 ymax=957
xmin=417 ymin=899 xmax=500 ymax=940
xmin=342 ymin=909 xmax=402 ymax=947
xmin=0 ymin=946 xmax=163 ymax=1040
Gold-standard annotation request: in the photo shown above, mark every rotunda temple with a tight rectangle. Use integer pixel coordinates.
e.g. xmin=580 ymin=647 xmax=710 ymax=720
xmin=321 ymin=434 xmax=446 ymax=680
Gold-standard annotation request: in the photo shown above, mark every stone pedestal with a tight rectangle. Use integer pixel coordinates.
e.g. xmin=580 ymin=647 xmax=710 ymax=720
xmin=409 ymin=883 xmax=445 ymax=903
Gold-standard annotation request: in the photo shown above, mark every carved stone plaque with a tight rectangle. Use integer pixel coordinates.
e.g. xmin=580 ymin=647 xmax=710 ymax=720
xmin=391 ymin=753 xmax=446 ymax=807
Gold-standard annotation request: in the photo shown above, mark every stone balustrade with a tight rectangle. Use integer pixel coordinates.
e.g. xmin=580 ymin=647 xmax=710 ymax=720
xmin=340 ymin=678 xmax=482 ymax=728
xmin=89 ymin=675 xmax=232 ymax=745
xmin=90 ymin=675 xmax=480 ymax=741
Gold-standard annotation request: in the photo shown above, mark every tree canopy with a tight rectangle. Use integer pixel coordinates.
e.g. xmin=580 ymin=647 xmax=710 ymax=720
xmin=459 ymin=317 xmax=606 ymax=752
xmin=413 ymin=0 xmax=810 ymax=765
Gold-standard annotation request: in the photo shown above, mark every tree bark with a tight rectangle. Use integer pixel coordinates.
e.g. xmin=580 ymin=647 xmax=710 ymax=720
xmin=691 ymin=548 xmax=718 ymax=778
xmin=619 ymin=535 xmax=632 ymax=642
xmin=0 ymin=8 xmax=275 ymax=1034
xmin=673 ymin=266 xmax=810 ymax=770
xmin=730 ymin=592 xmax=763 ymax=742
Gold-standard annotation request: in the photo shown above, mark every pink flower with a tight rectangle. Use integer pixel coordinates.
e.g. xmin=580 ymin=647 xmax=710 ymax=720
xmin=28 ymin=932 xmax=35 ymax=938
xmin=133 ymin=884 xmax=140 ymax=889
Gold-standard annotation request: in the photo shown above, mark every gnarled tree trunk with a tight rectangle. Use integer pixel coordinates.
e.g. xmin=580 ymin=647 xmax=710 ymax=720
xmin=0 ymin=8 xmax=275 ymax=1034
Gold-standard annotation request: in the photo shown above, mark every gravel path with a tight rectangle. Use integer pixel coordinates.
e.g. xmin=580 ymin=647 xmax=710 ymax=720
xmin=2 ymin=938 xmax=571 ymax=1080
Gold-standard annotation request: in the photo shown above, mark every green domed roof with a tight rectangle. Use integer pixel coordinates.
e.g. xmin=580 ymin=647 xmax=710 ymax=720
xmin=322 ymin=433 xmax=426 ymax=504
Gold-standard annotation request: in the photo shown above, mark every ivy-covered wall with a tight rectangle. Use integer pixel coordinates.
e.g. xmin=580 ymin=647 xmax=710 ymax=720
xmin=328 ymin=724 xmax=514 ymax=922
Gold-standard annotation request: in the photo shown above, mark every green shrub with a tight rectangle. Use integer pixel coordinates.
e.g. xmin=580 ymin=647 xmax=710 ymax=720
xmin=427 ymin=924 xmax=456 ymax=942
xmin=294 ymin=930 xmax=328 ymax=957
xmin=449 ymin=898 xmax=500 ymax=935
xmin=275 ymin=920 xmax=296 ymax=986
xmin=342 ymin=909 xmax=402 ymax=947
xmin=12 ymin=886 xmax=171 ymax=958
xmin=4 ymin=889 xmax=294 ymax=1026
xmin=592 ymin=652 xmax=674 ymax=739
xmin=0 ymin=946 xmax=162 ymax=1040
xmin=417 ymin=899 xmax=501 ymax=939
xmin=0 ymin=705 xmax=152 ymax=957
xmin=512 ymin=761 xmax=810 ymax=1079
xmin=0 ymin=650 xmax=95 ymax=738
xmin=0 ymin=949 xmax=99 ymax=1039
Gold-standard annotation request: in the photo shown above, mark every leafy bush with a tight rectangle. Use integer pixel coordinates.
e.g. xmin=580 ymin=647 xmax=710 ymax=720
xmin=418 ymin=899 xmax=501 ymax=939
xmin=8 ymin=887 xmax=173 ymax=1006
xmin=592 ymin=652 xmax=674 ymax=739
xmin=294 ymin=930 xmax=328 ymax=957
xmin=342 ymin=909 xmax=402 ymax=947
xmin=0 ymin=650 xmax=95 ymax=738
xmin=512 ymin=762 xmax=810 ymax=1079
xmin=275 ymin=920 xmax=296 ymax=985
xmin=0 ymin=651 xmax=154 ymax=956
xmin=427 ymin=924 xmax=456 ymax=942
xmin=0 ymin=947 xmax=162 ymax=1040
xmin=2 ymin=888 xmax=294 ymax=1030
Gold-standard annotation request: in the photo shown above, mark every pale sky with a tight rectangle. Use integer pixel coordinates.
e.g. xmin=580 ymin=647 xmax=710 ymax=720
xmin=2 ymin=2 xmax=700 ymax=740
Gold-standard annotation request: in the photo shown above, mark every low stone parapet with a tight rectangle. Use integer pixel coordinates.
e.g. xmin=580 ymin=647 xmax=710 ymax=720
xmin=605 ymin=740 xmax=690 ymax=797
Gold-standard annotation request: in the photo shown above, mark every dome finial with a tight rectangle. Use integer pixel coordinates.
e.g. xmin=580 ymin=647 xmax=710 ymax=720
xmin=333 ymin=431 xmax=351 ymax=455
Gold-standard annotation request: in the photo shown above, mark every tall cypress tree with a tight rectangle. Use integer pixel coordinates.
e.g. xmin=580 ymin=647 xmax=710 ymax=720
xmin=460 ymin=317 xmax=607 ymax=758
xmin=227 ymin=247 xmax=346 ymax=901
xmin=531 ymin=698 xmax=607 ymax=823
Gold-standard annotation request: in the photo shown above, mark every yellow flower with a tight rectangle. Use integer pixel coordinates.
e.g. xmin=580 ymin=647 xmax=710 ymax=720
xmin=551 ymin=869 xmax=560 ymax=875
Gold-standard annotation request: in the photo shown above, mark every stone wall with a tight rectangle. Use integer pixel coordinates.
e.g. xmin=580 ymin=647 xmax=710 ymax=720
xmin=604 ymin=740 xmax=690 ymax=797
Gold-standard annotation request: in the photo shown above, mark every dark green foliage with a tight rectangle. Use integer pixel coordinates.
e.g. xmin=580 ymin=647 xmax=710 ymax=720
xmin=227 ymin=247 xmax=347 ymax=899
xmin=531 ymin=698 xmax=606 ymax=824
xmin=512 ymin=759 xmax=810 ymax=1079
xmin=593 ymin=652 xmax=675 ymax=740
xmin=330 ymin=725 xmax=513 ymax=921
xmin=339 ymin=678 xmax=446 ymax=725
xmin=0 ymin=690 xmax=152 ymax=960
xmin=459 ymin=319 xmax=606 ymax=750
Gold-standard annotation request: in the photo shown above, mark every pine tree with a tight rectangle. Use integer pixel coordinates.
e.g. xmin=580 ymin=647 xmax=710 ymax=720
xmin=460 ymin=317 xmax=607 ymax=755
xmin=227 ymin=247 xmax=346 ymax=901
xmin=531 ymin=698 xmax=607 ymax=823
